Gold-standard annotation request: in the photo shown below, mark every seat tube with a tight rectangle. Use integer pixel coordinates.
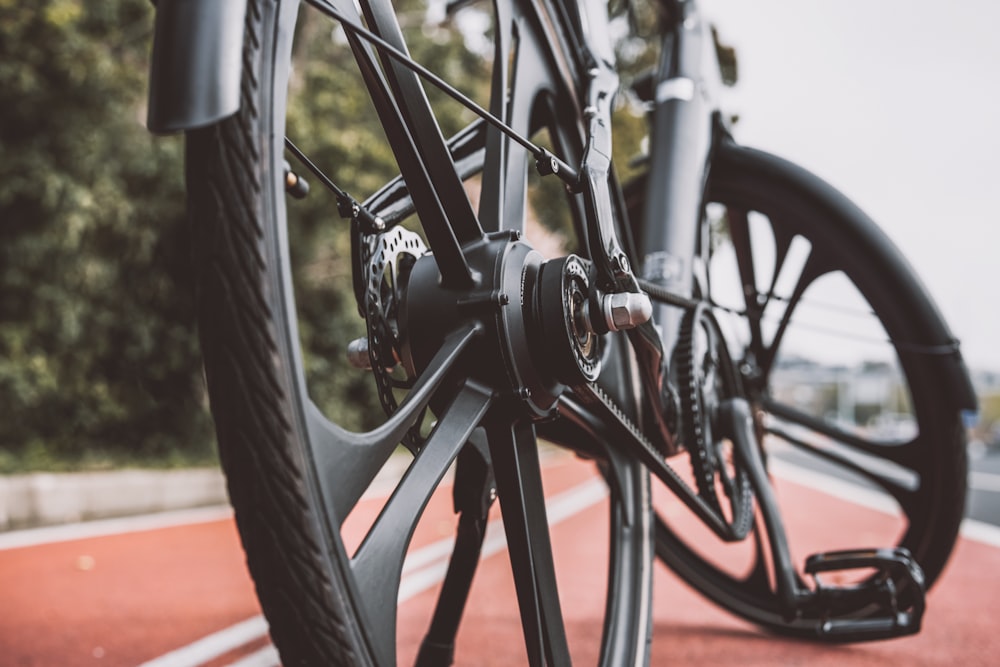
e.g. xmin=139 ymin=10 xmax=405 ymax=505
xmin=640 ymin=0 xmax=718 ymax=355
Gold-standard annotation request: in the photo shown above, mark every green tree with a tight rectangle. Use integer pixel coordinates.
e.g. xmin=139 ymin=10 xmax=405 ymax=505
xmin=0 ymin=0 xmax=213 ymax=468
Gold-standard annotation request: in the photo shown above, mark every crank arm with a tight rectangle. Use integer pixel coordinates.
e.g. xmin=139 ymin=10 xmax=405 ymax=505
xmin=575 ymin=67 xmax=678 ymax=454
xmin=571 ymin=29 xmax=652 ymax=312
xmin=574 ymin=0 xmax=627 ymax=294
xmin=561 ymin=14 xmax=680 ymax=463
xmin=719 ymin=398 xmax=804 ymax=612
xmin=576 ymin=76 xmax=652 ymax=310
xmin=720 ymin=399 xmax=928 ymax=639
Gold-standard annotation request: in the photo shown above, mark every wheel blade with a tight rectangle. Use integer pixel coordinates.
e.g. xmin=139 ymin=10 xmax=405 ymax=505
xmin=763 ymin=404 xmax=920 ymax=515
xmin=487 ymin=418 xmax=572 ymax=667
xmin=308 ymin=324 xmax=480 ymax=522
xmin=351 ymin=380 xmax=493 ymax=665
xmin=597 ymin=449 xmax=653 ymax=666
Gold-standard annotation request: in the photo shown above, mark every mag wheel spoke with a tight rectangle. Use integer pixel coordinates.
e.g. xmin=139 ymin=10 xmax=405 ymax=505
xmin=487 ymin=418 xmax=571 ymax=667
xmin=535 ymin=334 xmax=654 ymax=665
xmin=712 ymin=203 xmax=928 ymax=524
xmin=762 ymin=400 xmax=920 ymax=518
xmin=595 ymin=448 xmax=653 ymax=665
xmin=351 ymin=380 xmax=493 ymax=664
xmin=306 ymin=324 xmax=481 ymax=523
xmin=722 ymin=202 xmax=933 ymax=521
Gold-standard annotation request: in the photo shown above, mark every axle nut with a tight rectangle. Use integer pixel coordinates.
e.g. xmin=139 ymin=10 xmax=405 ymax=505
xmin=603 ymin=292 xmax=653 ymax=331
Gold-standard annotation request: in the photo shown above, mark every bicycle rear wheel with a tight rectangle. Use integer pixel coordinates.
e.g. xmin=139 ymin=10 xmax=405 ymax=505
xmin=185 ymin=0 xmax=652 ymax=664
xmin=640 ymin=141 xmax=973 ymax=639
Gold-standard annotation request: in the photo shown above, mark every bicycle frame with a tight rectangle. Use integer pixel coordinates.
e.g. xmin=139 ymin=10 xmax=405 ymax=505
xmin=145 ymin=0 xmax=743 ymax=536
xmin=145 ymin=0 xmax=964 ymax=646
xmin=635 ymin=0 xmax=723 ymax=354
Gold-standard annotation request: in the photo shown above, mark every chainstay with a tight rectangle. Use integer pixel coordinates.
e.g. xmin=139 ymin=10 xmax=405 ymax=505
xmin=570 ymin=381 xmax=740 ymax=541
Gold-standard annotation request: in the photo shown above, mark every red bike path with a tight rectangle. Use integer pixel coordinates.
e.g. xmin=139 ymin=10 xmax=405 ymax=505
xmin=1 ymin=454 xmax=997 ymax=666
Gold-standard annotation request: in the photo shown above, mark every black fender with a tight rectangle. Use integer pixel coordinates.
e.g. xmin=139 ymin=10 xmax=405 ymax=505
xmin=147 ymin=0 xmax=248 ymax=134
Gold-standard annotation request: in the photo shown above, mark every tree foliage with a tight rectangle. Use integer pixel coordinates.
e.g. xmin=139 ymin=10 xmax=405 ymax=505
xmin=0 ymin=0 xmax=213 ymax=468
xmin=0 ymin=0 xmax=659 ymax=469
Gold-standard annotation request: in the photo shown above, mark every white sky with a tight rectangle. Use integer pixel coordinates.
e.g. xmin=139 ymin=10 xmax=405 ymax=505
xmin=698 ymin=0 xmax=1000 ymax=372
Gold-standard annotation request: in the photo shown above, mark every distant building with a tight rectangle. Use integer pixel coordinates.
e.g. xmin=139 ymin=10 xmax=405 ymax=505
xmin=770 ymin=356 xmax=911 ymax=438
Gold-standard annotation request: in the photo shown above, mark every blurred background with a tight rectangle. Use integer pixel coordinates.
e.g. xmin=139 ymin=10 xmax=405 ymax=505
xmin=699 ymin=0 xmax=1000 ymax=452
xmin=1 ymin=1 xmax=213 ymax=473
xmin=1 ymin=0 xmax=997 ymax=477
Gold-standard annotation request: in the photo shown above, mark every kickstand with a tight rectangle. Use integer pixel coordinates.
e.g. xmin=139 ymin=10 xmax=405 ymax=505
xmin=415 ymin=432 xmax=496 ymax=667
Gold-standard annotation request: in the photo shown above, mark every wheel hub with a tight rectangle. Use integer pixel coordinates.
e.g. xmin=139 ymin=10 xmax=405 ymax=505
xmin=398 ymin=232 xmax=602 ymax=417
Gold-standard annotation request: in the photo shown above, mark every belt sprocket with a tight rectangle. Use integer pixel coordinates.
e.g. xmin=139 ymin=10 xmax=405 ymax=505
xmin=675 ymin=302 xmax=754 ymax=539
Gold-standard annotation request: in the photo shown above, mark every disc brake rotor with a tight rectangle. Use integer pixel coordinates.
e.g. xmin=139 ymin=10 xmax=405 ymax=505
xmin=361 ymin=226 xmax=427 ymax=451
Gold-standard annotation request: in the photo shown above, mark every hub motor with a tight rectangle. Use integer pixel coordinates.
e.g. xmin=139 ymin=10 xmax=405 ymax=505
xmin=397 ymin=232 xmax=603 ymax=418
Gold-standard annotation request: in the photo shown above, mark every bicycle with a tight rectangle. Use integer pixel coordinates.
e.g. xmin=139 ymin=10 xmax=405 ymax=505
xmin=146 ymin=0 xmax=976 ymax=664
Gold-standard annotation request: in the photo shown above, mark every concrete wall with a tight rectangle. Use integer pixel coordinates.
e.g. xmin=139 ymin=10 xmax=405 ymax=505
xmin=0 ymin=468 xmax=228 ymax=530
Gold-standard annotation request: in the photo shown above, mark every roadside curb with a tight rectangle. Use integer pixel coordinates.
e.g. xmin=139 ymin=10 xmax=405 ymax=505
xmin=0 ymin=468 xmax=228 ymax=531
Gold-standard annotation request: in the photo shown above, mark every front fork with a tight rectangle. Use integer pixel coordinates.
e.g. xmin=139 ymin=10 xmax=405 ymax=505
xmin=569 ymin=0 xmax=737 ymax=457
xmin=569 ymin=0 xmax=697 ymax=457
xmin=636 ymin=1 xmax=720 ymax=358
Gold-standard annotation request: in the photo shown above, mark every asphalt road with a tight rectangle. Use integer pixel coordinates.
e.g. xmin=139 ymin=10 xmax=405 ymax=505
xmin=2 ymin=453 xmax=998 ymax=666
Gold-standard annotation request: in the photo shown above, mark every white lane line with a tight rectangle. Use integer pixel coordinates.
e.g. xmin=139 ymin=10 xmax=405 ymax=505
xmin=959 ymin=520 xmax=1000 ymax=548
xmin=0 ymin=506 xmax=234 ymax=551
xmin=208 ymin=463 xmax=1000 ymax=667
xmin=770 ymin=458 xmax=1000 ymax=548
xmin=137 ymin=616 xmax=269 ymax=667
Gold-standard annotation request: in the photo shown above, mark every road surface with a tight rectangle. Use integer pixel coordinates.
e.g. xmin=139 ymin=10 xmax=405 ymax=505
xmin=2 ymin=452 xmax=998 ymax=666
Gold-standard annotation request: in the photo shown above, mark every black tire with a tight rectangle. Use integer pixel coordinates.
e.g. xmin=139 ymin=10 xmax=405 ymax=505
xmin=185 ymin=0 xmax=652 ymax=664
xmin=643 ymin=141 xmax=972 ymax=639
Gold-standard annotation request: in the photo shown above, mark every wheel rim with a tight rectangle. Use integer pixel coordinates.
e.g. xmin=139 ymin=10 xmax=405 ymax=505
xmin=647 ymin=144 xmax=966 ymax=633
xmin=250 ymin=0 xmax=652 ymax=663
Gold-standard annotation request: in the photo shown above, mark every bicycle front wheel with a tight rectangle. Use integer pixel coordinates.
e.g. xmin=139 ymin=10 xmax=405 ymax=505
xmin=643 ymin=141 xmax=973 ymax=639
xmin=185 ymin=0 xmax=652 ymax=664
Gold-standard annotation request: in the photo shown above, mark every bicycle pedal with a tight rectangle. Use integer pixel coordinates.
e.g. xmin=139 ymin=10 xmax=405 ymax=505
xmin=802 ymin=547 xmax=926 ymax=642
